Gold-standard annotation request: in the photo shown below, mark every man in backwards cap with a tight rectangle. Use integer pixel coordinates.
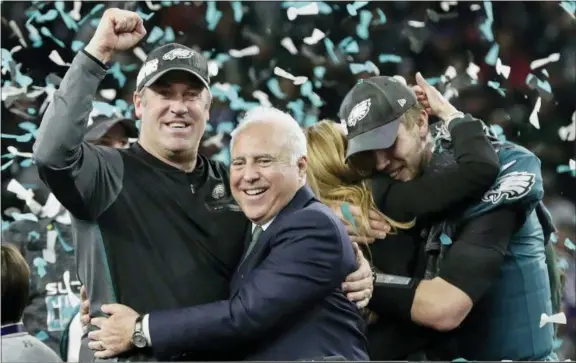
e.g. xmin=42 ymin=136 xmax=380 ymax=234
xmin=84 ymin=114 xmax=138 ymax=149
xmin=33 ymin=8 xmax=373 ymax=361
xmin=338 ymin=74 xmax=556 ymax=361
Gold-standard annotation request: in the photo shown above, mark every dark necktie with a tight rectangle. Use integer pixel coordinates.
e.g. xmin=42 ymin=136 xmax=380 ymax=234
xmin=241 ymin=225 xmax=263 ymax=263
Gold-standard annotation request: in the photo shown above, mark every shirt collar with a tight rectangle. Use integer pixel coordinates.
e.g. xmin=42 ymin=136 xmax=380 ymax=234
xmin=252 ymin=217 xmax=275 ymax=233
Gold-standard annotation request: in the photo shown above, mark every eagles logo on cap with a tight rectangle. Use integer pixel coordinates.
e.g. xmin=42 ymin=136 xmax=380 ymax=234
xmin=347 ymin=99 xmax=371 ymax=127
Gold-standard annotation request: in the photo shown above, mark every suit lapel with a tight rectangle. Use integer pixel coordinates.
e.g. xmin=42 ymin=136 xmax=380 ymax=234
xmin=231 ymin=186 xmax=317 ymax=291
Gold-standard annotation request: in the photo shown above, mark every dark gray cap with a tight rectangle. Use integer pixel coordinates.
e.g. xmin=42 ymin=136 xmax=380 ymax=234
xmin=339 ymin=76 xmax=418 ymax=159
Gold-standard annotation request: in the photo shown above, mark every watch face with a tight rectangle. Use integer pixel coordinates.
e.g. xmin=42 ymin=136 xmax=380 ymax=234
xmin=132 ymin=333 xmax=147 ymax=348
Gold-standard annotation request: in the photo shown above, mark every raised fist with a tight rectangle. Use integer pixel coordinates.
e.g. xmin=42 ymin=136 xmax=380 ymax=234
xmin=413 ymin=72 xmax=460 ymax=123
xmin=85 ymin=9 xmax=146 ymax=64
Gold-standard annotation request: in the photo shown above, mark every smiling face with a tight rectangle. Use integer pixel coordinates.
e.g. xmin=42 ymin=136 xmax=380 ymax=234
xmin=134 ymin=71 xmax=210 ymax=163
xmin=230 ymin=121 xmax=307 ymax=225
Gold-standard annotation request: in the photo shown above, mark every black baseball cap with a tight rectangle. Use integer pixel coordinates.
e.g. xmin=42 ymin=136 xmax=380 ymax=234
xmin=135 ymin=43 xmax=210 ymax=92
xmin=84 ymin=115 xmax=138 ymax=142
xmin=339 ymin=76 xmax=418 ymax=159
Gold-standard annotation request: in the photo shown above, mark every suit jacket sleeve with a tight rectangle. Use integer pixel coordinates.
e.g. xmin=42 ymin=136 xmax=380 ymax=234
xmin=148 ymin=208 xmax=351 ymax=359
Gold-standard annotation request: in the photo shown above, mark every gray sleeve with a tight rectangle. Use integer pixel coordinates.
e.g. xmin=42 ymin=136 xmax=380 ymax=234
xmin=33 ymin=51 xmax=124 ymax=221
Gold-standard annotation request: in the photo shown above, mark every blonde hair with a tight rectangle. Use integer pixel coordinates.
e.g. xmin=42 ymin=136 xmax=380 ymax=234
xmin=304 ymin=120 xmax=414 ymax=241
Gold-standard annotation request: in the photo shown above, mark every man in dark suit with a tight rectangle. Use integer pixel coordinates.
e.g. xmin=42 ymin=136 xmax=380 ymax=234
xmin=84 ymin=107 xmax=369 ymax=361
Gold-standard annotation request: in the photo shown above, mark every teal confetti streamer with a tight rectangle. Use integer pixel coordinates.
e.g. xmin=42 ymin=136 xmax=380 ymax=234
xmin=349 ymin=63 xmax=368 ymax=75
xmin=206 ymin=2 xmax=223 ymax=31
xmin=323 ymin=38 xmax=340 ymax=64
xmin=556 ymin=164 xmax=576 ymax=177
xmin=215 ymin=53 xmax=231 ymax=64
xmin=92 ymin=101 xmax=116 ymax=117
xmin=161 ymin=0 xmax=173 ymax=6
xmin=27 ymin=108 xmax=37 ymax=115
xmin=108 ymin=63 xmax=127 ymax=88
xmin=550 ymin=232 xmax=558 ymax=243
xmin=487 ymin=81 xmax=506 ymax=96
xmin=378 ymin=54 xmax=402 ymax=63
xmin=1 ymin=133 xmax=34 ymax=143
xmin=121 ymin=64 xmax=139 ymax=72
xmin=11 ymin=212 xmax=38 ymax=222
xmin=565 ymin=238 xmax=575 ymax=251
xmin=303 ymin=114 xmax=318 ymax=127
xmin=267 ymin=78 xmax=287 ymax=99
xmin=15 ymin=73 xmax=34 ymax=88
xmin=526 ymin=74 xmax=552 ymax=94
xmin=2 ymin=220 xmax=11 ymax=231
xmin=135 ymin=120 xmax=141 ymax=130
xmin=54 ymin=225 xmax=74 ymax=253
xmin=163 ymin=27 xmax=175 ymax=43
xmin=33 ymin=257 xmax=47 ymax=277
xmin=205 ymin=123 xmax=214 ymax=133
xmin=307 ymin=92 xmax=324 ymax=108
xmin=147 ymin=26 xmax=165 ymax=44
xmin=300 ymin=81 xmax=313 ymax=97
xmin=489 ymin=124 xmax=507 ymax=141
xmin=77 ymin=4 xmax=105 ymax=27
xmin=314 ymin=66 xmax=326 ymax=79
xmin=135 ymin=9 xmax=155 ymax=21
xmin=25 ymin=23 xmax=43 ymax=48
xmin=342 ymin=39 xmax=359 ymax=53
xmin=28 ymin=231 xmax=40 ymax=241
xmin=35 ymin=330 xmax=49 ymax=341
xmin=287 ymin=99 xmax=305 ymax=123
xmin=39 ymin=27 xmax=65 ymax=48
xmin=559 ymin=1 xmax=576 ymax=16
xmin=114 ymin=99 xmax=129 ymax=112
xmin=20 ymin=159 xmax=33 ymax=168
xmin=282 ymin=1 xmax=332 ymax=14
xmin=316 ymin=1 xmax=333 ymax=14
xmin=340 ymin=202 xmax=357 ymax=232
xmin=346 ymin=1 xmax=368 ymax=16
xmin=1 ymin=153 xmax=16 ymax=159
xmin=54 ymin=1 xmax=78 ymax=31
xmin=374 ymin=9 xmax=387 ymax=24
xmin=478 ymin=1 xmax=494 ymax=42
xmin=90 ymin=19 xmax=100 ymax=27
xmin=425 ymin=77 xmax=441 ymax=85
xmin=440 ymin=233 xmax=453 ymax=246
xmin=212 ymin=146 xmax=231 ymax=165
xmin=35 ymin=9 xmax=58 ymax=23
xmin=1 ymin=160 xmax=14 ymax=171
xmin=553 ymin=338 xmax=563 ymax=350
xmin=452 ymin=358 xmax=468 ymax=362
xmin=19 ymin=121 xmax=38 ymax=134
xmin=484 ymin=43 xmax=499 ymax=66
xmin=231 ymin=1 xmax=244 ymax=22
xmin=217 ymin=122 xmax=235 ymax=134
xmin=356 ymin=10 xmax=372 ymax=40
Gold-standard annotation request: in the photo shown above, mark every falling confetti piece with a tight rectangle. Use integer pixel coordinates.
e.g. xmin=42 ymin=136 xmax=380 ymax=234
xmin=452 ymin=358 xmax=468 ymax=362
xmin=69 ymin=0 xmax=82 ymax=21
xmin=340 ymin=202 xmax=357 ymax=232
xmin=281 ymin=37 xmax=298 ymax=55
xmin=565 ymin=238 xmax=575 ymax=250
xmin=495 ymin=58 xmax=511 ymax=79
xmin=48 ymin=50 xmax=70 ymax=67
xmin=274 ymin=67 xmax=308 ymax=85
xmin=323 ymin=38 xmax=340 ymax=64
xmin=346 ymin=1 xmax=368 ymax=16
xmin=374 ymin=9 xmax=387 ymax=25
xmin=33 ymin=257 xmax=47 ymax=277
xmin=229 ymin=45 xmax=260 ymax=58
xmin=559 ymin=1 xmax=576 ymax=18
xmin=530 ymin=53 xmax=561 ymax=70
xmin=349 ymin=61 xmax=378 ymax=75
xmin=539 ymin=312 xmax=567 ymax=328
xmin=356 ymin=10 xmax=373 ymax=40
xmin=147 ymin=26 xmax=165 ymax=44
xmin=231 ymin=1 xmax=244 ymax=22
xmin=529 ymin=97 xmax=542 ymax=129
xmin=439 ymin=233 xmax=453 ymax=246
xmin=379 ymin=54 xmax=402 ymax=63
xmin=479 ymin=1 xmax=494 ymax=42
xmin=485 ymin=43 xmax=499 ymax=66
xmin=304 ymin=28 xmax=326 ymax=45
xmin=407 ymin=20 xmax=426 ymax=28
xmin=287 ymin=2 xmax=319 ymax=21
xmin=266 ymin=78 xmax=287 ymax=99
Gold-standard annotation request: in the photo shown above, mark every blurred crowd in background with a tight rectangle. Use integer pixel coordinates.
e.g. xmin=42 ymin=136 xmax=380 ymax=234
xmin=1 ymin=0 xmax=574 ymax=360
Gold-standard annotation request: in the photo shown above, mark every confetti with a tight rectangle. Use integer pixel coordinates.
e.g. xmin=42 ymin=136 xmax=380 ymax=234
xmin=33 ymin=257 xmax=47 ymax=277
xmin=206 ymin=1 xmax=223 ymax=31
xmin=304 ymin=28 xmax=326 ymax=45
xmin=48 ymin=50 xmax=71 ymax=67
xmin=356 ymin=10 xmax=373 ymax=40
xmin=252 ymin=90 xmax=272 ymax=107
xmin=266 ymin=78 xmax=287 ymax=99
xmin=565 ymin=238 xmax=575 ymax=250
xmin=8 ymin=20 xmax=28 ymax=48
xmin=145 ymin=0 xmax=162 ymax=11
xmin=441 ymin=1 xmax=458 ymax=12
xmin=439 ymin=233 xmax=453 ymax=246
xmin=346 ymin=1 xmax=368 ymax=16
xmin=287 ymin=2 xmax=319 ymax=21
xmin=274 ymin=67 xmax=308 ymax=85
xmin=378 ymin=54 xmax=402 ymax=63
xmin=349 ymin=61 xmax=378 ymax=75
xmin=495 ymin=58 xmax=511 ymax=79
xmin=485 ymin=43 xmax=499 ymax=66
xmin=466 ymin=62 xmax=481 ymax=80
xmin=340 ymin=202 xmax=357 ymax=232
xmin=558 ymin=111 xmax=575 ymax=142
xmin=539 ymin=312 xmax=567 ymax=328
xmin=323 ymin=38 xmax=340 ymax=64
xmin=229 ymin=45 xmax=260 ymax=58
xmin=374 ymin=9 xmax=387 ymax=25
xmin=529 ymin=97 xmax=542 ymax=129
xmin=559 ymin=1 xmax=576 ymax=18
xmin=281 ymin=37 xmax=298 ymax=55
xmin=69 ymin=0 xmax=82 ymax=21
xmin=530 ymin=53 xmax=561 ymax=70
xmin=479 ymin=1 xmax=494 ymax=42
xmin=338 ymin=37 xmax=359 ymax=54
xmin=407 ymin=20 xmax=426 ymax=28
xmin=231 ymin=1 xmax=244 ymax=22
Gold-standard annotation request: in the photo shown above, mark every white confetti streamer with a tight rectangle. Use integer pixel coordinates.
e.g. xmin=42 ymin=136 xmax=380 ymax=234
xmin=273 ymin=67 xmax=308 ymax=85
xmin=529 ymin=97 xmax=542 ymax=129
xmin=69 ymin=0 xmax=82 ymax=21
xmin=539 ymin=312 xmax=567 ymax=328
xmin=407 ymin=20 xmax=426 ymax=28
xmin=287 ymin=2 xmax=319 ymax=21
xmin=495 ymin=58 xmax=511 ymax=79
xmin=304 ymin=28 xmax=326 ymax=45
xmin=470 ymin=4 xmax=481 ymax=11
xmin=466 ymin=62 xmax=480 ymax=80
xmin=570 ymin=159 xmax=575 ymax=171
xmin=207 ymin=60 xmax=219 ymax=77
xmin=6 ymin=146 xmax=33 ymax=158
xmin=145 ymin=0 xmax=162 ymax=11
xmin=9 ymin=20 xmax=28 ymax=48
xmin=558 ymin=111 xmax=576 ymax=141
xmin=49 ymin=50 xmax=71 ymax=67
xmin=43 ymin=230 xmax=57 ymax=264
xmin=100 ymin=89 xmax=117 ymax=100
xmin=6 ymin=178 xmax=43 ymax=215
xmin=530 ymin=53 xmax=561 ymax=70
xmin=229 ymin=45 xmax=260 ymax=58
xmin=440 ymin=1 xmax=458 ymax=12
xmin=133 ymin=47 xmax=147 ymax=62
xmin=41 ymin=193 xmax=63 ymax=219
xmin=252 ymin=90 xmax=272 ymax=107
xmin=39 ymin=84 xmax=56 ymax=115
xmin=281 ymin=37 xmax=298 ymax=55
xmin=10 ymin=45 xmax=23 ymax=54
xmin=63 ymin=271 xmax=81 ymax=307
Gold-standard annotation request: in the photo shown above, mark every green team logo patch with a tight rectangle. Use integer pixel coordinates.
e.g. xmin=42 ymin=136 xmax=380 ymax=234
xmin=482 ymin=171 xmax=536 ymax=204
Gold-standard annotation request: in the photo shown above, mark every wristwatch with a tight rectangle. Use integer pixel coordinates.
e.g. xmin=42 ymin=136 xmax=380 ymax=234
xmin=131 ymin=315 xmax=147 ymax=349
